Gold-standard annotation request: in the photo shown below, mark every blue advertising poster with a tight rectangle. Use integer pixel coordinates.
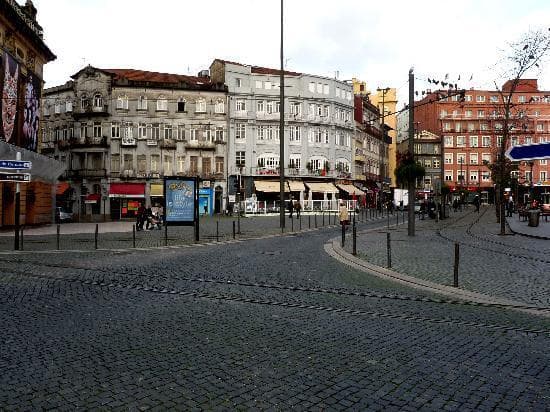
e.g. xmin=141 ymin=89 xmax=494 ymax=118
xmin=164 ymin=178 xmax=196 ymax=224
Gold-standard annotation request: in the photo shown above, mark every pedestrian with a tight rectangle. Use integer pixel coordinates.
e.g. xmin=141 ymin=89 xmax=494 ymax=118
xmin=473 ymin=195 xmax=481 ymax=213
xmin=136 ymin=205 xmax=145 ymax=231
xmin=507 ymin=195 xmax=514 ymax=217
xmin=294 ymin=200 xmax=301 ymax=219
xmin=339 ymin=201 xmax=349 ymax=230
xmin=145 ymin=206 xmax=153 ymax=230
xmin=288 ymin=197 xmax=294 ymax=219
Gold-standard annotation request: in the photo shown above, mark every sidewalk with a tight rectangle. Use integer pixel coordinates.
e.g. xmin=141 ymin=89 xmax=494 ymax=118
xmin=506 ymin=213 xmax=550 ymax=240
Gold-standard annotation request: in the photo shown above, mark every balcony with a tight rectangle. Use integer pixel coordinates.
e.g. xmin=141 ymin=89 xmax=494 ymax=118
xmin=256 ymin=112 xmax=280 ymax=121
xmin=160 ymin=139 xmax=177 ymax=149
xmin=70 ymin=136 xmax=108 ymax=148
xmin=68 ymin=168 xmax=107 ymax=179
xmin=121 ymin=137 xmax=137 ymax=147
xmin=184 ymin=141 xmax=216 ymax=150
xmin=71 ymin=104 xmax=109 ymax=118
xmin=40 ymin=142 xmax=55 ymax=153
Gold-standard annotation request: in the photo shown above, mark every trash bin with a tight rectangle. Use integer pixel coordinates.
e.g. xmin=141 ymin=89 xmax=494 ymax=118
xmin=528 ymin=210 xmax=540 ymax=227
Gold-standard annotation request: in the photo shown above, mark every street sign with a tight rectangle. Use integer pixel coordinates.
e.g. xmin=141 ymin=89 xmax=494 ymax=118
xmin=0 ymin=172 xmax=31 ymax=182
xmin=0 ymin=160 xmax=32 ymax=170
xmin=505 ymin=142 xmax=550 ymax=161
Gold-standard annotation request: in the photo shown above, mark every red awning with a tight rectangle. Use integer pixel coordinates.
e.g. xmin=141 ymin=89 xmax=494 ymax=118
xmin=109 ymin=183 xmax=145 ymax=198
xmin=56 ymin=182 xmax=70 ymax=196
xmin=85 ymin=193 xmax=101 ymax=203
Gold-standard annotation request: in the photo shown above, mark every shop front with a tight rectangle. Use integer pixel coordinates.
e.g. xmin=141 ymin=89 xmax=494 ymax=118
xmin=150 ymin=183 xmax=164 ymax=208
xmin=109 ymin=183 xmax=145 ymax=220
xmin=199 ymin=187 xmax=213 ymax=216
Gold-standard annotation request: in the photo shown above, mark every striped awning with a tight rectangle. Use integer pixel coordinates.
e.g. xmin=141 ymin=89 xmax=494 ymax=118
xmin=287 ymin=180 xmax=306 ymax=192
xmin=337 ymin=184 xmax=366 ymax=196
xmin=254 ymin=180 xmax=289 ymax=193
xmin=305 ymin=182 xmax=338 ymax=192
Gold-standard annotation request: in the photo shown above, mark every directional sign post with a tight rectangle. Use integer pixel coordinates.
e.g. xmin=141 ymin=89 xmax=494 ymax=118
xmin=0 ymin=173 xmax=31 ymax=182
xmin=505 ymin=142 xmax=550 ymax=161
xmin=0 ymin=160 xmax=32 ymax=170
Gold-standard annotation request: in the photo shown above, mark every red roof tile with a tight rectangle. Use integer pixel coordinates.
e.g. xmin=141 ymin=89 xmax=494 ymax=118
xmin=101 ymin=68 xmax=211 ymax=86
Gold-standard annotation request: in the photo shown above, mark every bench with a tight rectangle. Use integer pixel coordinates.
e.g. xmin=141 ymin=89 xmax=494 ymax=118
xmin=542 ymin=204 xmax=550 ymax=222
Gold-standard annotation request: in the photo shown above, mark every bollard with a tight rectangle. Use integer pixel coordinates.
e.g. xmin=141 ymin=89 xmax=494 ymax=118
xmin=352 ymin=219 xmax=357 ymax=256
xmin=341 ymin=220 xmax=345 ymax=247
xmin=291 ymin=216 xmax=294 ymax=232
xmin=216 ymin=221 xmax=219 ymax=242
xmin=20 ymin=227 xmax=24 ymax=251
xmin=94 ymin=224 xmax=98 ymax=249
xmin=315 ymin=214 xmax=317 ymax=228
xmin=308 ymin=214 xmax=311 ymax=229
xmin=322 ymin=212 xmax=325 ymax=227
xmin=133 ymin=224 xmax=136 ymax=248
xmin=387 ymin=209 xmax=390 ymax=229
xmin=453 ymin=243 xmax=460 ymax=287
xmin=299 ymin=215 xmax=302 ymax=231
xmin=56 ymin=224 xmax=60 ymax=250
xmin=396 ymin=211 xmax=399 ymax=226
xmin=386 ymin=232 xmax=392 ymax=268
xmin=232 ymin=221 xmax=236 ymax=239
xmin=165 ymin=224 xmax=168 ymax=246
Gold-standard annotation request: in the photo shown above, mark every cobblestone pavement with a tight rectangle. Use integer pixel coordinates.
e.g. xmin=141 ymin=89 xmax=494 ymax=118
xmin=345 ymin=206 xmax=550 ymax=309
xmin=0 ymin=214 xmax=549 ymax=410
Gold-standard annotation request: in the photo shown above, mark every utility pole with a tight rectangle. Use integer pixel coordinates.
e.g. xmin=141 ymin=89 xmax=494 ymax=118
xmin=14 ymin=152 xmax=21 ymax=250
xmin=408 ymin=69 xmax=415 ymax=236
xmin=279 ymin=0 xmax=286 ymax=229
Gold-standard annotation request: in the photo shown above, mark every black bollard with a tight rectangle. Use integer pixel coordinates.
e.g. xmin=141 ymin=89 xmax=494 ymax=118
xmin=352 ymin=219 xmax=357 ymax=256
xmin=453 ymin=243 xmax=460 ymax=287
xmin=322 ymin=212 xmax=325 ymax=227
xmin=387 ymin=232 xmax=392 ymax=268
xmin=94 ymin=224 xmax=98 ymax=249
xmin=56 ymin=224 xmax=60 ymax=250
xmin=315 ymin=214 xmax=317 ymax=228
xmin=291 ymin=215 xmax=294 ymax=232
xmin=133 ymin=224 xmax=136 ymax=248
xmin=165 ymin=224 xmax=168 ymax=246
xmin=299 ymin=215 xmax=302 ymax=231
xmin=308 ymin=214 xmax=311 ymax=229
xmin=341 ymin=221 xmax=345 ymax=247
xmin=20 ymin=227 xmax=24 ymax=251
xmin=232 ymin=221 xmax=236 ymax=239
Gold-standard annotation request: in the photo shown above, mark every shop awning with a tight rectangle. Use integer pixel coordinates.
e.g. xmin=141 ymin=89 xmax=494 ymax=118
xmin=305 ymin=182 xmax=338 ymax=193
xmin=287 ymin=180 xmax=306 ymax=192
xmin=56 ymin=181 xmax=70 ymax=196
xmin=109 ymin=183 xmax=145 ymax=198
xmin=254 ymin=180 xmax=289 ymax=193
xmin=85 ymin=193 xmax=101 ymax=203
xmin=337 ymin=184 xmax=366 ymax=196
xmin=150 ymin=183 xmax=164 ymax=197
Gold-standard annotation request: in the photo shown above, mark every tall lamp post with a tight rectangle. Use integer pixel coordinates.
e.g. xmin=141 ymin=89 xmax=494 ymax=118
xmin=377 ymin=87 xmax=390 ymax=215
xmin=279 ymin=0 xmax=286 ymax=229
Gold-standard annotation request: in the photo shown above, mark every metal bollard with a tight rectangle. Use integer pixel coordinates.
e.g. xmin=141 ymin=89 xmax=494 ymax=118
xmin=20 ymin=227 xmax=24 ymax=251
xmin=386 ymin=232 xmax=392 ymax=268
xmin=387 ymin=209 xmax=390 ymax=229
xmin=216 ymin=221 xmax=219 ymax=242
xmin=396 ymin=211 xmax=399 ymax=226
xmin=133 ymin=224 xmax=136 ymax=248
xmin=352 ymin=219 xmax=357 ymax=255
xmin=233 ymin=221 xmax=236 ymax=239
xmin=56 ymin=224 xmax=60 ymax=250
xmin=315 ymin=214 xmax=317 ymax=228
xmin=94 ymin=224 xmax=98 ymax=249
xmin=308 ymin=214 xmax=311 ymax=229
xmin=453 ymin=243 xmax=460 ymax=287
xmin=299 ymin=215 xmax=302 ymax=231
xmin=341 ymin=221 xmax=345 ymax=247
xmin=165 ymin=224 xmax=168 ymax=246
xmin=291 ymin=215 xmax=294 ymax=232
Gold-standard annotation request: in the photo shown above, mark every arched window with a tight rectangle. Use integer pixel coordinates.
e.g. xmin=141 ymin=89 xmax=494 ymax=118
xmin=257 ymin=153 xmax=280 ymax=170
xmin=214 ymin=99 xmax=225 ymax=114
xmin=156 ymin=95 xmax=168 ymax=111
xmin=65 ymin=98 xmax=73 ymax=112
xmin=137 ymin=95 xmax=148 ymax=110
xmin=93 ymin=93 xmax=103 ymax=108
xmin=80 ymin=95 xmax=89 ymax=110
xmin=195 ymin=98 xmax=206 ymax=113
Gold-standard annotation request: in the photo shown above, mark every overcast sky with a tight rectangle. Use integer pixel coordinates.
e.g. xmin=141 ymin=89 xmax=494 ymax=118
xmin=32 ymin=0 xmax=550 ymax=105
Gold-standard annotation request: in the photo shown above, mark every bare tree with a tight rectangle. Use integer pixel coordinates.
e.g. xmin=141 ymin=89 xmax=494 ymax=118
xmin=491 ymin=28 xmax=550 ymax=235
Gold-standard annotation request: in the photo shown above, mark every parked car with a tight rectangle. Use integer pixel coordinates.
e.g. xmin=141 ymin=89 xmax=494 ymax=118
xmin=55 ymin=207 xmax=73 ymax=223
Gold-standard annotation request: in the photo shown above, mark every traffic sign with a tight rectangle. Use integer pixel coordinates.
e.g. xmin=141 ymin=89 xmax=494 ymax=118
xmin=0 ymin=173 xmax=31 ymax=182
xmin=0 ymin=160 xmax=32 ymax=170
xmin=506 ymin=142 xmax=550 ymax=161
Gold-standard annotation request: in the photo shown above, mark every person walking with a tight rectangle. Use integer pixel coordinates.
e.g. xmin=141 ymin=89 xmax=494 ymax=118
xmin=473 ymin=195 xmax=481 ymax=213
xmin=294 ymin=200 xmax=301 ymax=219
xmin=507 ymin=195 xmax=514 ymax=217
xmin=288 ymin=196 xmax=294 ymax=219
xmin=136 ymin=205 xmax=145 ymax=231
xmin=339 ymin=201 xmax=349 ymax=230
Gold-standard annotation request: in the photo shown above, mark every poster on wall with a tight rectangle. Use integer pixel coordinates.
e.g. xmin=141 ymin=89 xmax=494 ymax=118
xmin=0 ymin=52 xmax=20 ymax=144
xmin=164 ymin=177 xmax=197 ymax=226
xmin=21 ymin=72 xmax=41 ymax=151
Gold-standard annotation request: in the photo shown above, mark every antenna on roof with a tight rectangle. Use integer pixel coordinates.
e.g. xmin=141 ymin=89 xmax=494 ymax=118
xmin=335 ymin=70 xmax=339 ymax=79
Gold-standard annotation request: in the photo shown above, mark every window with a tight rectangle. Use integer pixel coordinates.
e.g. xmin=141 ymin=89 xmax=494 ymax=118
xmin=176 ymin=125 xmax=185 ymax=141
xmin=470 ymin=153 xmax=478 ymax=165
xmin=80 ymin=123 xmax=88 ymax=138
xmin=465 ymin=95 xmax=472 ymax=102
xmin=93 ymin=94 xmax=102 ymax=108
xmin=111 ymin=122 xmax=120 ymax=139
xmin=482 ymin=172 xmax=491 ymax=182
xmin=468 ymin=123 xmax=475 ymax=132
xmin=525 ymin=171 xmax=532 ymax=182
xmin=490 ymin=95 xmax=498 ymax=103
xmin=511 ymin=137 xmax=518 ymax=146
xmin=445 ymin=153 xmax=453 ymax=164
xmin=540 ymin=159 xmax=547 ymax=165
xmin=177 ymin=156 xmax=185 ymax=173
xmin=65 ymin=99 xmax=73 ymax=112
xmin=111 ymin=154 xmax=120 ymax=173
xmin=518 ymin=95 xmax=526 ymax=103
xmin=470 ymin=171 xmax=478 ymax=181
xmin=189 ymin=156 xmax=198 ymax=174
xmin=480 ymin=123 xmax=488 ymax=131
xmin=456 ymin=136 xmax=465 ymax=147
xmin=308 ymin=82 xmax=315 ymax=93
xmin=452 ymin=109 xmax=459 ymax=117
xmin=289 ymin=126 xmax=301 ymax=142
xmin=455 ymin=123 xmax=462 ymax=132
xmin=236 ymin=151 xmax=245 ymax=167
xmin=443 ymin=122 xmax=451 ymax=132
xmin=289 ymin=155 xmax=301 ymax=169
xmin=202 ymin=157 xmax=211 ymax=175
xmin=444 ymin=136 xmax=453 ymax=147
xmin=138 ymin=123 xmax=147 ymax=140
xmin=152 ymin=124 xmax=160 ymax=140
xmin=457 ymin=153 xmax=466 ymax=165
xmin=164 ymin=155 xmax=172 ymax=175
xmin=123 ymin=154 xmax=133 ymax=171
xmin=196 ymin=99 xmax=206 ymax=113
xmin=433 ymin=159 xmax=440 ymax=168
xmin=470 ymin=136 xmax=478 ymax=148
xmin=476 ymin=95 xmax=486 ymax=102
xmin=323 ymin=105 xmax=330 ymax=117
xmin=156 ymin=95 xmax=168 ymax=111
xmin=264 ymin=81 xmax=272 ymax=90
xmin=215 ymin=128 xmax=225 ymax=142
xmin=137 ymin=155 xmax=146 ymax=173
xmin=235 ymin=123 xmax=246 ymax=140
xmin=163 ymin=124 xmax=172 ymax=140
xmin=204 ymin=128 xmax=213 ymax=143
xmin=214 ymin=99 xmax=224 ymax=113
xmin=54 ymin=101 xmax=61 ymax=114
xmin=465 ymin=110 xmax=472 ymax=118
xmin=323 ymin=84 xmax=329 ymax=95
xmin=255 ymin=80 xmax=262 ymax=89
xmin=481 ymin=136 xmax=490 ymax=147
xmin=540 ymin=171 xmax=547 ymax=181
xmin=235 ymin=78 xmax=242 ymax=88
xmin=445 ymin=171 xmax=453 ymax=181
xmin=189 ymin=129 xmax=197 ymax=141
xmin=150 ymin=155 xmax=160 ymax=172
xmin=495 ymin=123 xmax=503 ymax=131
xmin=290 ymin=102 xmax=301 ymax=116
xmin=236 ymin=99 xmax=246 ymax=112
xmin=537 ymin=124 xmax=544 ymax=132
xmin=496 ymin=136 xmax=503 ymax=146
xmin=177 ymin=98 xmax=186 ymax=112
xmin=482 ymin=153 xmax=491 ymax=164
xmin=138 ymin=96 xmax=148 ymax=111
xmin=477 ymin=110 xmax=485 ymax=118
xmin=215 ymin=157 xmax=224 ymax=174
xmin=116 ymin=95 xmax=128 ymax=110
xmin=524 ymin=136 xmax=532 ymax=145
xmin=93 ymin=122 xmax=102 ymax=138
